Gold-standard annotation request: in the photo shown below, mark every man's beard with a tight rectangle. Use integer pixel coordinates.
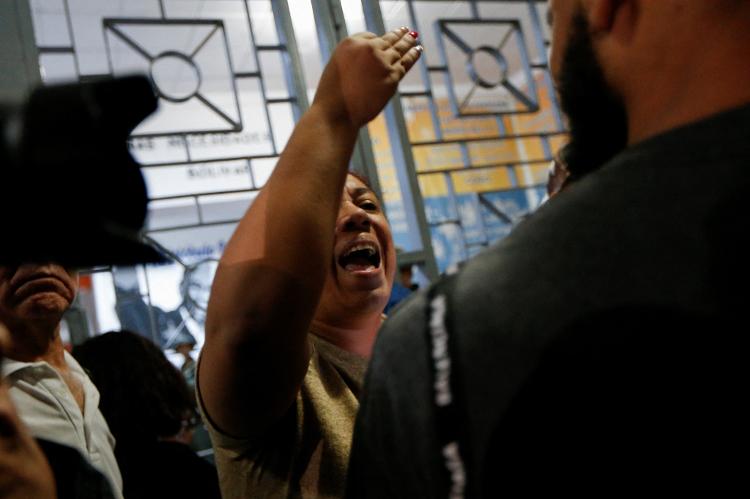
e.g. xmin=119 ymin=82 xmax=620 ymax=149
xmin=556 ymin=12 xmax=628 ymax=181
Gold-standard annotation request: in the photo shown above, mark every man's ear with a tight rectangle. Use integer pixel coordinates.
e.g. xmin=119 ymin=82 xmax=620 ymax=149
xmin=586 ymin=0 xmax=626 ymax=32
xmin=587 ymin=0 xmax=638 ymax=44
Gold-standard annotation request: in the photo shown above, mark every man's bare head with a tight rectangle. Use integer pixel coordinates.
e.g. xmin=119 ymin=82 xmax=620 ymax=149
xmin=548 ymin=0 xmax=750 ymax=176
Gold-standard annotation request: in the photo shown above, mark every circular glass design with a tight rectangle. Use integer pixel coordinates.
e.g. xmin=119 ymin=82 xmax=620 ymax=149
xmin=149 ymin=51 xmax=202 ymax=103
xmin=467 ymin=46 xmax=508 ymax=89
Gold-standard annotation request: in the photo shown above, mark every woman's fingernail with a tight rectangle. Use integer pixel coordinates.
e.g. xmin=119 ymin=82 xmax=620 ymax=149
xmin=400 ymin=26 xmax=409 ymax=32
xmin=409 ymin=31 xmax=419 ymax=39
xmin=415 ymin=45 xmax=424 ymax=52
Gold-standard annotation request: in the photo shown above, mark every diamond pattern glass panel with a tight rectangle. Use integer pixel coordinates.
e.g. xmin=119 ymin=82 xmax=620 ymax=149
xmin=29 ymin=0 xmax=304 ymax=355
xmin=361 ymin=0 xmax=566 ymax=272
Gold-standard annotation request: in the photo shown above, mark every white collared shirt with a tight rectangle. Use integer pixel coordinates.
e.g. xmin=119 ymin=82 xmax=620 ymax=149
xmin=2 ymin=350 xmax=124 ymax=499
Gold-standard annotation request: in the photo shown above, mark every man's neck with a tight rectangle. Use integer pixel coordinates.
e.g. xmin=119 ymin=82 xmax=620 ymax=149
xmin=310 ymin=313 xmax=382 ymax=358
xmin=625 ymin=25 xmax=750 ymax=145
xmin=5 ymin=318 xmax=85 ymax=414
xmin=6 ymin=321 xmax=68 ymax=371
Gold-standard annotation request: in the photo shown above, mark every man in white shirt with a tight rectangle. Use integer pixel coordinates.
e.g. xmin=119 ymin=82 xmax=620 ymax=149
xmin=0 ymin=262 xmax=123 ymax=499
xmin=0 ymin=322 xmax=56 ymax=499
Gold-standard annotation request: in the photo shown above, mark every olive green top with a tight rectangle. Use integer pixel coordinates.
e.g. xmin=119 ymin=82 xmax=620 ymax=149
xmin=198 ymin=335 xmax=368 ymax=499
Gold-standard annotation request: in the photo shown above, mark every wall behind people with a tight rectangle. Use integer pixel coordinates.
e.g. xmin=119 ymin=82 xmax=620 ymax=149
xmin=18 ymin=1 xmax=564 ymax=352
xmin=0 ymin=0 xmax=40 ymax=101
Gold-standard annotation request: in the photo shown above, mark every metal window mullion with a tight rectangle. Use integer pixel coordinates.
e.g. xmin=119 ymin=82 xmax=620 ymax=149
xmin=412 ymin=129 xmax=565 ymax=146
xmin=183 ymin=136 xmax=192 ymax=162
xmin=140 ymin=264 xmax=162 ymax=346
xmin=403 ymin=0 xmax=442 ymax=142
xmin=310 ymin=0 xmax=338 ymax=59
xmin=469 ymin=0 xmax=480 ymax=19
xmin=459 ymin=121 xmax=492 ymax=246
xmin=435 ymin=20 xmax=465 ymax=118
xmin=150 ymin=187 xmax=259 ymax=202
xmin=61 ymin=0 xmax=82 ymax=79
xmin=194 ymin=195 xmax=204 ymax=225
xmin=270 ymin=0 xmax=309 ymax=120
xmin=247 ymin=158 xmax=257 ymax=189
xmin=409 ymin=159 xmax=551 ymax=177
xmin=146 ymin=219 xmax=239 ymax=234
xmin=361 ymin=0 xmax=439 ymax=279
xmin=323 ymin=0 xmax=388 ymax=193
xmin=310 ymin=0 xmax=385 ymax=200
xmin=242 ymin=0 xmax=279 ymax=154
xmin=526 ymin=0 xmax=565 ymax=131
xmin=457 ymin=138 xmax=478 ymax=245
xmin=140 ymin=152 xmax=279 ymax=168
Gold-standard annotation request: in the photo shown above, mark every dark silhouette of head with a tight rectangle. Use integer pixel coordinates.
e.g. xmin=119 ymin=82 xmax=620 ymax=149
xmin=73 ymin=330 xmax=195 ymax=445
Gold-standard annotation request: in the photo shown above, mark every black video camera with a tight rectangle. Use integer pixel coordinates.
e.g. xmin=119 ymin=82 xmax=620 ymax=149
xmin=0 ymin=76 xmax=165 ymax=267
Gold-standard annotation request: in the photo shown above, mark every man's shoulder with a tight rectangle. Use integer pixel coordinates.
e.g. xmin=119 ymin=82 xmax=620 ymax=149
xmin=377 ymin=159 xmax=707 ymax=350
xmin=374 ymin=189 xmax=595 ymax=358
xmin=377 ymin=133 xmax=750 ymax=344
xmin=374 ymin=289 xmax=430 ymax=360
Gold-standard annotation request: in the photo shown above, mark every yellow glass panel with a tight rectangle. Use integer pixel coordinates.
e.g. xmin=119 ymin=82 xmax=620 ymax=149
xmin=403 ymin=96 xmax=437 ymax=142
xmin=502 ymin=114 xmax=515 ymax=135
xmin=548 ymin=133 xmax=569 ymax=158
xmin=452 ymin=167 xmax=512 ymax=194
xmin=367 ymin=114 xmax=402 ymax=204
xmin=509 ymin=109 xmax=558 ymax=136
xmin=377 ymin=165 xmax=402 ymax=203
xmin=441 ymin=115 xmax=502 ymax=141
xmin=515 ymin=164 xmax=550 ymax=187
xmin=467 ymin=140 xmax=521 ymax=166
xmin=468 ymin=137 xmax=548 ymax=167
xmin=436 ymin=98 xmax=501 ymax=141
xmin=413 ymin=143 xmax=465 ymax=172
xmin=515 ymin=137 xmax=547 ymax=162
xmin=367 ymin=115 xmax=391 ymax=164
xmin=418 ymin=172 xmax=449 ymax=198
xmin=507 ymin=72 xmax=561 ymax=135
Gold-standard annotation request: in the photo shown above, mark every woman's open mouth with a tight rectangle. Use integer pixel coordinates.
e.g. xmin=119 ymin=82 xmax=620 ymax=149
xmin=338 ymin=241 xmax=382 ymax=273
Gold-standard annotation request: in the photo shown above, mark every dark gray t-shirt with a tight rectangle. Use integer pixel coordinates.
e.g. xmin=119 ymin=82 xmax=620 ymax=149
xmin=347 ymin=103 xmax=750 ymax=497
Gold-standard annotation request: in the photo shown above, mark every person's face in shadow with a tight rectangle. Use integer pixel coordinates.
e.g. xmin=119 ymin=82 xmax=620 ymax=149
xmin=175 ymin=343 xmax=194 ymax=360
xmin=0 ymin=263 xmax=79 ymax=331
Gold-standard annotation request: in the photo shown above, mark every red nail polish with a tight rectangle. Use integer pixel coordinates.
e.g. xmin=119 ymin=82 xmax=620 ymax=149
xmin=409 ymin=31 xmax=419 ymax=39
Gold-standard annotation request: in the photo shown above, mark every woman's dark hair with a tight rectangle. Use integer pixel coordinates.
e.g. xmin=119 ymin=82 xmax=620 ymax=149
xmin=73 ymin=330 xmax=195 ymax=444
xmin=347 ymin=170 xmax=376 ymax=193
